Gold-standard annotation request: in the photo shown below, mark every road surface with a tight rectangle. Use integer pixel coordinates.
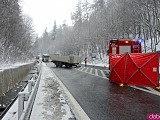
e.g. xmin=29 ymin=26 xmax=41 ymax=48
xmin=48 ymin=63 xmax=160 ymax=120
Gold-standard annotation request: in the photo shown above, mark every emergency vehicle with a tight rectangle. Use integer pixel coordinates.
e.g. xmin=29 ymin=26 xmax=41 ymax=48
xmin=108 ymin=38 xmax=142 ymax=54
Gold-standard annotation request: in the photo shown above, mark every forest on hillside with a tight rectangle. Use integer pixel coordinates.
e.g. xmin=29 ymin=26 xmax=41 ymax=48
xmin=0 ymin=0 xmax=34 ymax=65
xmin=1 ymin=0 xmax=160 ymax=64
xmin=36 ymin=0 xmax=160 ymax=59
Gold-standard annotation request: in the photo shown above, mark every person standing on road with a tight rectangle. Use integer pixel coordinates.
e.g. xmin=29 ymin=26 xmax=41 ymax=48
xmin=84 ymin=57 xmax=88 ymax=66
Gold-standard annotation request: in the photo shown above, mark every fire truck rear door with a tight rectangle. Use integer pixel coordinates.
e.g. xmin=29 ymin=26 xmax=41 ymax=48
xmin=119 ymin=46 xmax=131 ymax=53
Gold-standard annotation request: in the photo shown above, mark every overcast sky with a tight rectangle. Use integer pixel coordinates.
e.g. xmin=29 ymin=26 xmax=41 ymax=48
xmin=21 ymin=0 xmax=78 ymax=36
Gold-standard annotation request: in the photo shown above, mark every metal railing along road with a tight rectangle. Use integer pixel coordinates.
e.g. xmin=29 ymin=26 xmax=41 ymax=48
xmin=18 ymin=62 xmax=42 ymax=120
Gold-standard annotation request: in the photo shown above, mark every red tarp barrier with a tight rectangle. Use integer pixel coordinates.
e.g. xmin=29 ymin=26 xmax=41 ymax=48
xmin=109 ymin=52 xmax=159 ymax=87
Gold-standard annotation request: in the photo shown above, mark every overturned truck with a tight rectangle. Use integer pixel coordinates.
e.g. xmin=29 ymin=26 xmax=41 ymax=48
xmin=50 ymin=54 xmax=82 ymax=68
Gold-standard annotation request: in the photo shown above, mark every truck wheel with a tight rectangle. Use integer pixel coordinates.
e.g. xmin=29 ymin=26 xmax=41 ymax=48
xmin=66 ymin=65 xmax=71 ymax=68
xmin=65 ymin=65 xmax=69 ymax=68
xmin=64 ymin=64 xmax=67 ymax=68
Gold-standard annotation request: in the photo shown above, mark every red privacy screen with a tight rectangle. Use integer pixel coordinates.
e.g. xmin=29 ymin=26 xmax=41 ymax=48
xmin=109 ymin=52 xmax=159 ymax=87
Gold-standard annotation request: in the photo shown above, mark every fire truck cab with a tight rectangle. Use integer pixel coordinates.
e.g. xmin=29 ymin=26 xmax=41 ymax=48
xmin=108 ymin=38 xmax=142 ymax=54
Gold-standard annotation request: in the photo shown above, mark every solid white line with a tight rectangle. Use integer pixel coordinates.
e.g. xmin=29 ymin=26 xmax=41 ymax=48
xmin=77 ymin=67 xmax=159 ymax=96
xmin=95 ymin=69 xmax=98 ymax=76
xmin=52 ymin=70 xmax=91 ymax=120
xmin=100 ymin=70 xmax=106 ymax=78
xmin=145 ymin=87 xmax=160 ymax=95
xmin=130 ymin=85 xmax=160 ymax=96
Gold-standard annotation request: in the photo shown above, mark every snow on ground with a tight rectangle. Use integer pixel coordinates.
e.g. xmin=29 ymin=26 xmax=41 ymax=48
xmin=2 ymin=99 xmax=18 ymax=120
xmin=2 ymin=85 xmax=29 ymax=120
xmin=0 ymin=58 xmax=104 ymax=120
xmin=1 ymin=51 xmax=160 ymax=120
xmin=0 ymin=61 xmax=35 ymax=70
xmin=84 ymin=56 xmax=109 ymax=67
xmin=2 ymin=63 xmax=75 ymax=120
xmin=30 ymin=63 xmax=75 ymax=120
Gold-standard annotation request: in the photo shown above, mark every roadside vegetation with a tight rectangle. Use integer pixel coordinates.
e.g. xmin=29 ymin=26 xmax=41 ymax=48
xmin=0 ymin=0 xmax=34 ymax=64
xmin=35 ymin=0 xmax=160 ymax=59
xmin=1 ymin=0 xmax=160 ymax=64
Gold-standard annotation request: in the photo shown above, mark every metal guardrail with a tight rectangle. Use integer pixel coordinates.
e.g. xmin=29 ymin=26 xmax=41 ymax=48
xmin=18 ymin=62 xmax=42 ymax=120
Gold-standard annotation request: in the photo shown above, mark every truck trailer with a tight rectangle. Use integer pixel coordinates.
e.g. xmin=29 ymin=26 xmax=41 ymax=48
xmin=50 ymin=54 xmax=82 ymax=68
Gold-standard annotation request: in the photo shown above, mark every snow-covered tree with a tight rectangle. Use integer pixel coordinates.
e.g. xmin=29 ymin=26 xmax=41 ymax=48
xmin=0 ymin=0 xmax=34 ymax=64
xmin=36 ymin=0 xmax=160 ymax=58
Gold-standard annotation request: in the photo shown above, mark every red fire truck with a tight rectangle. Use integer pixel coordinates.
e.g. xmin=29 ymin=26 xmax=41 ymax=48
xmin=108 ymin=38 xmax=142 ymax=54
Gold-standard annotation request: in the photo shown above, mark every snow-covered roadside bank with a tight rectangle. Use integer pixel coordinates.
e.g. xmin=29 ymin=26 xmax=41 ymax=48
xmin=1 ymin=61 xmax=91 ymax=120
xmin=0 ymin=61 xmax=35 ymax=70
xmin=2 ymin=63 xmax=76 ymax=120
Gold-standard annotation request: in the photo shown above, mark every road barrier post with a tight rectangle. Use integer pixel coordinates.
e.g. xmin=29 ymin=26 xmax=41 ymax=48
xmin=28 ymin=79 xmax=35 ymax=93
xmin=18 ymin=92 xmax=29 ymax=120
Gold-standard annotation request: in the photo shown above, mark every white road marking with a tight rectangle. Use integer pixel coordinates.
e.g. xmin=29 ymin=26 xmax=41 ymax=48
xmin=77 ymin=67 xmax=82 ymax=70
xmin=75 ymin=67 xmax=108 ymax=80
xmin=85 ymin=68 xmax=89 ymax=72
xmin=145 ymin=87 xmax=160 ymax=95
xmin=100 ymin=70 xmax=106 ymax=78
xmin=95 ymin=69 xmax=98 ymax=76
xmin=130 ymin=85 xmax=160 ymax=96
xmin=76 ymin=67 xmax=160 ymax=96
xmin=107 ymin=70 xmax=110 ymax=74
xmin=77 ymin=67 xmax=83 ymax=71
xmin=77 ymin=67 xmax=160 ymax=97
xmin=81 ymin=67 xmax=86 ymax=71
xmin=53 ymin=70 xmax=91 ymax=120
xmin=89 ymin=68 xmax=93 ymax=74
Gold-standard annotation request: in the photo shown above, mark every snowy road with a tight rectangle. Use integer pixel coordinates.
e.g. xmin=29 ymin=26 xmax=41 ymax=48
xmin=48 ymin=63 xmax=160 ymax=120
xmin=2 ymin=63 xmax=76 ymax=120
xmin=2 ymin=62 xmax=160 ymax=120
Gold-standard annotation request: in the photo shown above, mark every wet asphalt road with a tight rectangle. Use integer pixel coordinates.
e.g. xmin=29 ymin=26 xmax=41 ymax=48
xmin=48 ymin=63 xmax=160 ymax=120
